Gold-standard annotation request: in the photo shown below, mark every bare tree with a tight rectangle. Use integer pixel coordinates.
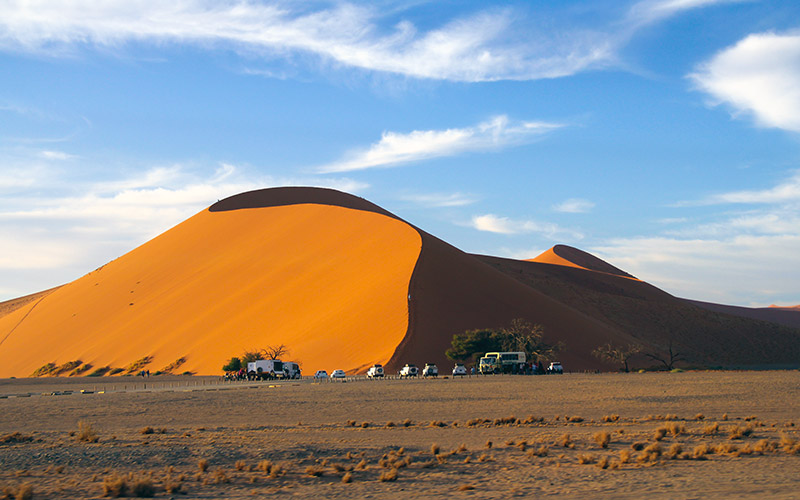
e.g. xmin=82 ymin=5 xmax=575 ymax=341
xmin=592 ymin=343 xmax=642 ymax=372
xmin=645 ymin=341 xmax=685 ymax=371
xmin=502 ymin=319 xmax=564 ymax=363
xmin=263 ymin=344 xmax=289 ymax=360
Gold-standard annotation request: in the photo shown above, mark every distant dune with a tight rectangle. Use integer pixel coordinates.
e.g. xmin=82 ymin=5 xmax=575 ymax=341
xmin=1 ymin=187 xmax=799 ymax=377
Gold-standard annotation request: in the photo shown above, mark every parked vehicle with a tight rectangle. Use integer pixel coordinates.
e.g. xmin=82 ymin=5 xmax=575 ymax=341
xmin=247 ymin=359 xmax=285 ymax=380
xmin=331 ymin=369 xmax=346 ymax=379
xmin=452 ymin=363 xmax=467 ymax=376
xmin=548 ymin=362 xmax=564 ymax=374
xmin=479 ymin=352 xmax=527 ymax=374
xmin=314 ymin=370 xmax=328 ymax=379
xmin=283 ymin=362 xmax=302 ymax=379
xmin=422 ymin=363 xmax=438 ymax=377
xmin=399 ymin=364 xmax=418 ymax=378
xmin=367 ymin=364 xmax=384 ymax=378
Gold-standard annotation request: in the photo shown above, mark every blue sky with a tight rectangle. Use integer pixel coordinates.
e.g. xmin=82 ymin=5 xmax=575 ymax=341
xmin=2 ymin=0 xmax=800 ymax=306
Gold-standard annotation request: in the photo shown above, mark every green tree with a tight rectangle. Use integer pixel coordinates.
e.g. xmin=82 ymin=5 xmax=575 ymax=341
xmin=222 ymin=357 xmax=241 ymax=372
xmin=445 ymin=329 xmax=502 ymax=363
xmin=446 ymin=319 xmax=564 ymax=366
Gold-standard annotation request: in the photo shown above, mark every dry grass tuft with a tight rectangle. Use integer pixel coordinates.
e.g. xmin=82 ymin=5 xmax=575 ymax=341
xmin=560 ymin=434 xmax=574 ymax=448
xmin=235 ymin=460 xmax=249 ymax=471
xmin=637 ymin=443 xmax=662 ymax=463
xmin=527 ymin=446 xmax=549 ymax=458
xmin=667 ymin=422 xmax=686 ymax=437
xmin=728 ymin=424 xmax=754 ymax=440
xmin=703 ymin=422 xmax=720 ymax=435
xmin=342 ymin=472 xmax=353 ymax=483
xmin=602 ymin=414 xmax=620 ymax=422
xmin=692 ymin=443 xmax=711 ymax=460
xmin=619 ymin=450 xmax=631 ymax=464
xmin=257 ymin=460 xmax=272 ymax=474
xmin=714 ymin=443 xmax=739 ymax=455
xmin=76 ymin=420 xmax=99 ymax=443
xmin=431 ymin=443 xmax=440 ymax=455
xmin=0 ymin=432 xmax=33 ymax=444
xmin=102 ymin=474 xmax=128 ymax=497
xmin=435 ymin=454 xmax=448 ymax=464
xmin=139 ymin=427 xmax=154 ymax=435
xmin=379 ymin=468 xmax=398 ymax=482
xmin=630 ymin=441 xmax=647 ymax=451
xmin=667 ymin=443 xmax=683 ymax=459
xmin=653 ymin=427 xmax=667 ymax=441
xmin=485 ymin=440 xmax=493 ymax=449
xmin=779 ymin=434 xmax=800 ymax=454
xmin=131 ymin=477 xmax=155 ymax=497
xmin=593 ymin=431 xmax=611 ymax=448
xmin=577 ymin=454 xmax=596 ymax=464
xmin=428 ymin=420 xmax=447 ymax=428
xmin=211 ymin=470 xmax=229 ymax=484
xmin=722 ymin=413 xmax=728 ymax=421
xmin=346 ymin=420 xmax=356 ymax=427
xmin=402 ymin=419 xmax=413 ymax=427
xmin=355 ymin=459 xmax=367 ymax=471
xmin=269 ymin=464 xmax=284 ymax=479
xmin=360 ymin=422 xmax=370 ymax=428
xmin=695 ymin=413 xmax=705 ymax=420
xmin=596 ymin=456 xmax=610 ymax=469
xmin=494 ymin=416 xmax=517 ymax=426
xmin=305 ymin=466 xmax=325 ymax=477
xmin=459 ymin=484 xmax=476 ymax=491
xmin=477 ymin=453 xmax=493 ymax=463
xmin=385 ymin=421 xmax=395 ymax=428
xmin=197 ymin=459 xmax=208 ymax=473
xmin=3 ymin=483 xmax=34 ymax=500
xmin=568 ymin=416 xmax=584 ymax=423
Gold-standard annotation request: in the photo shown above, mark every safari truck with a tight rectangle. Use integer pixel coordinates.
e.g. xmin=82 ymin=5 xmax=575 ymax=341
xmin=479 ymin=352 xmax=526 ymax=374
xmin=247 ymin=359 xmax=284 ymax=380
xmin=283 ymin=362 xmax=302 ymax=379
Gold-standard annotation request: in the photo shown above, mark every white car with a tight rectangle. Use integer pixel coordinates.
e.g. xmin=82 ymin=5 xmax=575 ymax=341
xmin=422 ymin=363 xmax=438 ymax=377
xmin=331 ymin=369 xmax=346 ymax=379
xmin=548 ymin=362 xmax=563 ymax=374
xmin=399 ymin=364 xmax=418 ymax=378
xmin=452 ymin=363 xmax=467 ymax=376
xmin=314 ymin=370 xmax=328 ymax=379
xmin=367 ymin=364 xmax=384 ymax=378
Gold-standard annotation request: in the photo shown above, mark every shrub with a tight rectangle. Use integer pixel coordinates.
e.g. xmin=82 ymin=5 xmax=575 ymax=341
xmin=596 ymin=457 xmax=610 ymax=469
xmin=235 ymin=460 xmax=248 ymax=471
xmin=305 ymin=466 xmax=324 ymax=477
xmin=637 ymin=443 xmax=662 ymax=463
xmin=76 ymin=421 xmax=99 ymax=443
xmin=729 ymin=424 xmax=754 ymax=440
xmin=139 ymin=427 xmax=154 ymax=435
xmin=162 ymin=357 xmax=187 ymax=374
xmin=667 ymin=443 xmax=683 ymax=459
xmin=87 ymin=366 xmax=111 ymax=377
xmin=653 ymin=427 xmax=667 ymax=441
xmin=379 ymin=468 xmax=398 ymax=482
xmin=692 ymin=444 xmax=711 ymax=459
xmin=103 ymin=474 xmax=128 ymax=497
xmin=124 ymin=356 xmax=153 ymax=375
xmin=602 ymin=414 xmax=620 ymax=422
xmin=221 ymin=357 xmax=241 ymax=372
xmin=702 ymin=422 xmax=719 ymax=435
xmin=109 ymin=368 xmax=124 ymax=375
xmin=667 ymin=422 xmax=686 ymax=437
xmin=618 ymin=450 xmax=631 ymax=464
xmin=197 ymin=459 xmax=208 ymax=473
xmin=527 ymin=446 xmax=549 ymax=458
xmin=560 ymin=434 xmax=573 ymax=448
xmin=211 ymin=470 xmax=229 ymax=484
xmin=31 ymin=363 xmax=58 ymax=377
xmin=257 ymin=460 xmax=272 ymax=474
xmin=577 ymin=454 xmax=596 ymax=464
xmin=593 ymin=431 xmax=611 ymax=448
xmin=131 ymin=477 xmax=155 ymax=497
xmin=568 ymin=416 xmax=584 ymax=423
xmin=54 ymin=360 xmax=83 ymax=376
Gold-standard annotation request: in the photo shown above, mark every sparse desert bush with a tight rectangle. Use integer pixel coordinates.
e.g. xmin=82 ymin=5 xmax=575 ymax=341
xmin=76 ymin=421 xmax=99 ymax=443
xmin=692 ymin=443 xmax=711 ymax=459
xmin=560 ymin=434 xmax=573 ymax=448
xmin=355 ymin=459 xmax=367 ymax=470
xmin=87 ymin=366 xmax=111 ymax=377
xmin=257 ymin=460 xmax=273 ymax=474
xmin=722 ymin=413 xmax=728 ymax=421
xmin=527 ymin=446 xmax=549 ymax=458
xmin=103 ymin=474 xmax=128 ymax=497
xmin=342 ymin=472 xmax=353 ymax=483
xmin=108 ymin=368 xmax=124 ymax=375
xmin=577 ymin=454 xmax=596 ymax=464
xmin=379 ymin=468 xmax=398 ymax=482
xmin=124 ymin=356 xmax=153 ymax=374
xmin=428 ymin=420 xmax=447 ymax=428
xmin=653 ymin=427 xmax=667 ymax=441
xmin=235 ymin=460 xmax=248 ymax=471
xmin=435 ymin=454 xmax=447 ymax=464
xmin=779 ymin=434 xmax=800 ymax=454
xmin=139 ymin=427 xmax=154 ymax=435
xmin=54 ymin=360 xmax=83 ymax=376
xmin=485 ymin=440 xmax=492 ymax=449
xmin=346 ymin=420 xmax=356 ymax=427
xmin=596 ymin=456 xmax=610 ymax=469
xmin=31 ymin=362 xmax=57 ymax=377
xmin=477 ymin=453 xmax=493 ymax=462
xmin=517 ymin=441 xmax=527 ymax=452
xmin=360 ymin=422 xmax=370 ymax=428
xmin=637 ymin=443 xmax=662 ymax=463
xmin=269 ymin=463 xmax=284 ymax=479
xmin=0 ymin=432 xmax=33 ymax=444
xmin=305 ymin=466 xmax=325 ymax=477
xmin=385 ymin=421 xmax=395 ymax=428
xmin=494 ymin=415 xmax=517 ymax=426
xmin=197 ymin=459 xmax=208 ymax=473
xmin=729 ymin=424 xmax=754 ymax=440
xmin=695 ymin=413 xmax=705 ymax=421
xmin=602 ymin=414 xmax=620 ymax=422
xmin=667 ymin=422 xmax=686 ymax=437
xmin=667 ymin=443 xmax=683 ymax=459
xmin=703 ymin=422 xmax=720 ymax=435
xmin=211 ymin=470 xmax=229 ymax=484
xmin=715 ymin=443 xmax=739 ymax=455
xmin=504 ymin=439 xmax=515 ymax=446
xmin=593 ymin=431 xmax=611 ymax=448
xmin=164 ymin=480 xmax=182 ymax=494
xmin=619 ymin=450 xmax=631 ymax=464
xmin=522 ymin=415 xmax=544 ymax=424
xmin=568 ymin=416 xmax=584 ymax=423
xmin=402 ymin=419 xmax=413 ymax=427
xmin=160 ymin=357 xmax=187 ymax=374
xmin=70 ymin=363 xmax=92 ymax=376
xmin=431 ymin=443 xmax=440 ymax=455
xmin=131 ymin=476 xmax=155 ymax=497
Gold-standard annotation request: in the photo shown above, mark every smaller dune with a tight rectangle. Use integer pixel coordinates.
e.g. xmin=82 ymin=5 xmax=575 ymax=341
xmin=529 ymin=245 xmax=637 ymax=279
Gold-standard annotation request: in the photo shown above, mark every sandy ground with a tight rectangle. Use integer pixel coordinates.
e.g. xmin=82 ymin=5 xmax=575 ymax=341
xmin=1 ymin=371 xmax=798 ymax=499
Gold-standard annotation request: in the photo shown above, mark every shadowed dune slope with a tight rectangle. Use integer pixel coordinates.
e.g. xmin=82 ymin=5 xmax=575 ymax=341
xmin=478 ymin=255 xmax=800 ymax=368
xmin=687 ymin=300 xmax=800 ymax=329
xmin=0 ymin=193 xmax=422 ymax=377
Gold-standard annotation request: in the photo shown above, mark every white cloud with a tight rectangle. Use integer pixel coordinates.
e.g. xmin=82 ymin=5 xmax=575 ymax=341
xmin=0 ymin=1 xmax=725 ymax=82
xmin=39 ymin=150 xmax=76 ymax=160
xmin=471 ymin=214 xmax=583 ymax=240
xmin=703 ymin=170 xmax=800 ymax=205
xmin=316 ymin=116 xmax=563 ymax=173
xmin=627 ymin=0 xmax=740 ymax=27
xmin=552 ymin=198 xmax=595 ymax=213
xmin=690 ymin=32 xmax=800 ymax=133
xmin=0 ymin=160 xmax=368 ymax=300
xmin=399 ymin=192 xmax=477 ymax=208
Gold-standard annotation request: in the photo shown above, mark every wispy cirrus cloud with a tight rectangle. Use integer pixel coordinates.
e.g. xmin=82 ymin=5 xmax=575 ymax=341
xmin=690 ymin=31 xmax=800 ymax=133
xmin=398 ymin=192 xmax=478 ymax=208
xmin=471 ymin=214 xmax=583 ymax=240
xmin=552 ymin=198 xmax=595 ymax=213
xmin=0 ymin=0 xmax=732 ymax=82
xmin=678 ymin=170 xmax=800 ymax=206
xmin=315 ymin=116 xmax=563 ymax=173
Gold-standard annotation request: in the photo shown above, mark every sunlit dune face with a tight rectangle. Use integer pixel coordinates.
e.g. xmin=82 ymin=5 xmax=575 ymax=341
xmin=0 ymin=204 xmax=421 ymax=377
xmin=527 ymin=247 xmax=588 ymax=271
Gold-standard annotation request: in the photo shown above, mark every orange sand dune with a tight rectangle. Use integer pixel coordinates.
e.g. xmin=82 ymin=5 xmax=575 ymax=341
xmin=0 ymin=197 xmax=421 ymax=377
xmin=530 ymin=245 xmax=638 ymax=279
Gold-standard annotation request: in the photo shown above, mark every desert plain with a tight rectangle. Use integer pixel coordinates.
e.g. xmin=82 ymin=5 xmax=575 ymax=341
xmin=1 ymin=370 xmax=799 ymax=499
